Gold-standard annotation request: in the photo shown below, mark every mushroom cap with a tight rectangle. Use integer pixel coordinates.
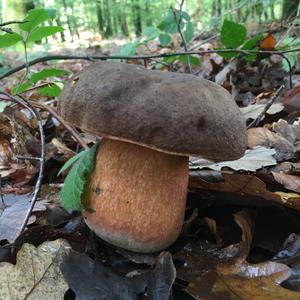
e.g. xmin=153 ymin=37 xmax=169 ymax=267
xmin=58 ymin=61 xmax=247 ymax=161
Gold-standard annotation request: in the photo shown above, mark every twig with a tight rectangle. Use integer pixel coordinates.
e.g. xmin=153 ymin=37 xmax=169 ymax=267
xmin=247 ymin=85 xmax=285 ymax=129
xmin=0 ymin=92 xmax=45 ymax=237
xmin=28 ymin=101 xmax=89 ymax=150
xmin=0 ymin=21 xmax=26 ymax=27
xmin=0 ymin=48 xmax=299 ymax=81
xmin=172 ymin=0 xmax=192 ymax=73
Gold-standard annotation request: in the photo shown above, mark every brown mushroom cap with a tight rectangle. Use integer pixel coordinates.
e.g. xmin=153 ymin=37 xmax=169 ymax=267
xmin=58 ymin=61 xmax=246 ymax=161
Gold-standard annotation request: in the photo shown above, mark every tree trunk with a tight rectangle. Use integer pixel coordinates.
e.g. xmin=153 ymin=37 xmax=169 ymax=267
xmin=132 ymin=0 xmax=142 ymax=36
xmin=282 ymin=0 xmax=299 ymax=20
xmin=104 ymin=0 xmax=113 ymax=37
xmin=96 ymin=1 xmax=104 ymax=33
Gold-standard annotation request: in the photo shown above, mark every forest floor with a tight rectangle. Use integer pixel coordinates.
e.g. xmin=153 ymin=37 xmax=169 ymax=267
xmin=1 ymin=23 xmax=300 ymax=299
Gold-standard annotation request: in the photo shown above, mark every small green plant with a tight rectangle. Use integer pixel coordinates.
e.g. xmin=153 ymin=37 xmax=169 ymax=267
xmin=59 ymin=142 xmax=100 ymax=211
xmin=219 ymin=19 xmax=263 ymax=61
xmin=0 ymin=8 xmax=67 ymax=98
xmin=119 ymin=8 xmax=200 ymax=66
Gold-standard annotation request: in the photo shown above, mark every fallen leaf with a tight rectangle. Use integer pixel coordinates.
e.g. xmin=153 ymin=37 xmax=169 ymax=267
xmin=273 ymin=119 xmax=300 ymax=151
xmin=189 ymin=172 xmax=300 ymax=210
xmin=240 ymin=103 xmax=284 ymax=120
xmin=282 ymin=85 xmax=300 ymax=111
xmin=176 ymin=241 xmax=298 ymax=300
xmin=0 ymin=239 xmax=69 ymax=299
xmin=248 ymin=127 xmax=296 ymax=161
xmin=272 ymin=172 xmax=300 ymax=193
xmin=260 ymin=34 xmax=277 ymax=50
xmin=0 ymin=193 xmax=50 ymax=242
xmin=233 ymin=209 xmax=255 ymax=253
xmin=60 ymin=250 xmax=176 ymax=300
xmin=193 ymin=146 xmax=277 ymax=171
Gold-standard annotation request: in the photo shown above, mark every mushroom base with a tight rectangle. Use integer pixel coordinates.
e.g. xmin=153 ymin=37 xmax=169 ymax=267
xmin=83 ymin=138 xmax=189 ymax=253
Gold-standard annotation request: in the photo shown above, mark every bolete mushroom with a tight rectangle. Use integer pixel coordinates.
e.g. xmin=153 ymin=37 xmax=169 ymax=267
xmin=58 ymin=61 xmax=247 ymax=253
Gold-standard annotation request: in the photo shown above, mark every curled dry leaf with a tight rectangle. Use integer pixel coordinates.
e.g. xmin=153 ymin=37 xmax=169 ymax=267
xmin=272 ymin=172 xmax=300 ymax=193
xmin=0 ymin=239 xmax=69 ymax=299
xmin=194 ymin=146 xmax=277 ymax=171
xmin=248 ymin=119 xmax=300 ymax=161
xmin=240 ymin=103 xmax=284 ymax=120
xmin=189 ymin=172 xmax=300 ymax=210
xmin=248 ymin=127 xmax=295 ymax=161
xmin=233 ymin=209 xmax=255 ymax=254
xmin=176 ymin=241 xmax=297 ymax=300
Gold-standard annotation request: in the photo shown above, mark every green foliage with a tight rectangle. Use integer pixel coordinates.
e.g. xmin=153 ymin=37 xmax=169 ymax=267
xmin=1 ymin=8 xmax=67 ymax=97
xmin=119 ymin=8 xmax=195 ymax=66
xmin=0 ymin=33 xmax=23 ymax=48
xmin=30 ymin=68 xmax=70 ymax=83
xmin=219 ymin=20 xmax=262 ymax=61
xmin=159 ymin=33 xmax=171 ymax=46
xmin=38 ymin=83 xmax=62 ymax=97
xmin=60 ymin=143 xmax=100 ymax=211
xmin=12 ymin=82 xmax=33 ymax=94
xmin=27 ymin=26 xmax=64 ymax=43
xmin=12 ymin=68 xmax=68 ymax=96
xmin=221 ymin=20 xmax=247 ymax=48
xmin=19 ymin=8 xmax=54 ymax=32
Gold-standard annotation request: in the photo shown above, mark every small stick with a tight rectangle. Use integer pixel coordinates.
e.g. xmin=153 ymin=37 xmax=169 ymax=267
xmin=0 ymin=92 xmax=45 ymax=237
xmin=172 ymin=0 xmax=192 ymax=73
xmin=247 ymin=85 xmax=285 ymax=129
xmin=28 ymin=100 xmax=89 ymax=150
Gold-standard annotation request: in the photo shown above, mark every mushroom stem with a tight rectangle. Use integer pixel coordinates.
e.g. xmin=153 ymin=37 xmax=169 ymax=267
xmin=83 ymin=138 xmax=189 ymax=253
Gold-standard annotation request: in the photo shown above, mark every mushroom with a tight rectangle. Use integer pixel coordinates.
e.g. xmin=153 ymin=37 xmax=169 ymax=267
xmin=58 ymin=61 xmax=247 ymax=253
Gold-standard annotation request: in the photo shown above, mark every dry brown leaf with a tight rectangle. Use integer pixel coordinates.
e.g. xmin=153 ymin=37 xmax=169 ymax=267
xmin=189 ymin=172 xmax=300 ymax=210
xmin=0 ymin=193 xmax=50 ymax=242
xmin=233 ymin=209 xmax=255 ymax=253
xmin=247 ymin=119 xmax=300 ymax=161
xmin=272 ymin=172 xmax=300 ymax=193
xmin=282 ymin=85 xmax=300 ymax=111
xmin=176 ymin=241 xmax=298 ymax=300
xmin=0 ymin=239 xmax=69 ymax=299
xmin=248 ymin=127 xmax=295 ymax=160
xmin=204 ymin=217 xmax=223 ymax=246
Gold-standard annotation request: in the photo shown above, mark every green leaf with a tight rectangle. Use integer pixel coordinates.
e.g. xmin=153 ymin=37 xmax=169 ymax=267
xmin=163 ymin=56 xmax=178 ymax=64
xmin=158 ymin=11 xmax=178 ymax=34
xmin=38 ymin=82 xmax=61 ymax=97
xmin=119 ymin=43 xmax=136 ymax=56
xmin=0 ymin=33 xmax=23 ymax=48
xmin=242 ymin=34 xmax=263 ymax=50
xmin=183 ymin=21 xmax=194 ymax=43
xmin=221 ymin=19 xmax=247 ymax=48
xmin=159 ymin=33 xmax=171 ymax=46
xmin=60 ymin=142 xmax=100 ymax=211
xmin=142 ymin=26 xmax=159 ymax=40
xmin=218 ymin=50 xmax=239 ymax=59
xmin=178 ymin=55 xmax=201 ymax=66
xmin=12 ymin=82 xmax=33 ymax=94
xmin=27 ymin=26 xmax=64 ymax=42
xmin=58 ymin=150 xmax=89 ymax=176
xmin=19 ymin=9 xmax=52 ymax=32
xmin=31 ymin=68 xmax=69 ymax=83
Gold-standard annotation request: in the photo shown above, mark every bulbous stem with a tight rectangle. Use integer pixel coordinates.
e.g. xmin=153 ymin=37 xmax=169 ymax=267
xmin=83 ymin=138 xmax=189 ymax=253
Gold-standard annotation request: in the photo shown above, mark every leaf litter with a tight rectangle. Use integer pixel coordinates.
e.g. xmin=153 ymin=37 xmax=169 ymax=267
xmin=3 ymin=14 xmax=300 ymax=300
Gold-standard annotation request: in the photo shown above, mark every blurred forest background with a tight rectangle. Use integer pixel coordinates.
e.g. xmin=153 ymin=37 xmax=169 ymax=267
xmin=1 ymin=0 xmax=299 ymax=48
